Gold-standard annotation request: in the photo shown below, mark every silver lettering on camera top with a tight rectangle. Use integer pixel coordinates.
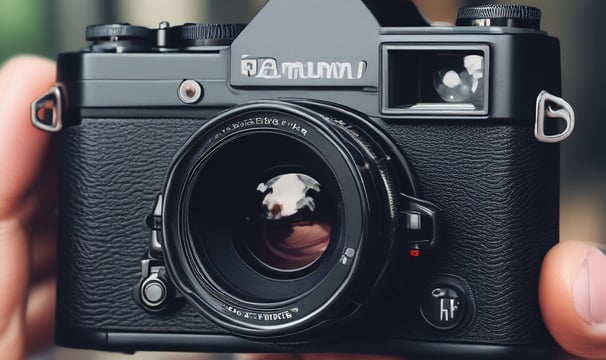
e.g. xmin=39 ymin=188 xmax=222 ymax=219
xmin=241 ymin=57 xmax=258 ymax=77
xmin=241 ymin=56 xmax=367 ymax=80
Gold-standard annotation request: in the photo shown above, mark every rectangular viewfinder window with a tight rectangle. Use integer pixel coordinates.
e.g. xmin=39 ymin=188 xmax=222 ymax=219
xmin=381 ymin=44 xmax=489 ymax=116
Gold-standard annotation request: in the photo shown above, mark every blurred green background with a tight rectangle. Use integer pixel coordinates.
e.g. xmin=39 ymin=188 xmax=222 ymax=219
xmin=1 ymin=0 xmax=603 ymax=359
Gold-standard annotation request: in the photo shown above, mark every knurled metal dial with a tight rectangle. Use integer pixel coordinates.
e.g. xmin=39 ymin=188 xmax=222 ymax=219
xmin=86 ymin=23 xmax=152 ymax=41
xmin=456 ymin=5 xmax=542 ymax=29
xmin=169 ymin=23 xmax=247 ymax=47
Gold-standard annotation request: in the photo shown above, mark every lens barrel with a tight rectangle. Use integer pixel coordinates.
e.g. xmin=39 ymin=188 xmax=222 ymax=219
xmin=161 ymin=101 xmax=418 ymax=338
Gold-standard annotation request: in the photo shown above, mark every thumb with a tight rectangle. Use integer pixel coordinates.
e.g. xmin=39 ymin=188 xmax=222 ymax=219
xmin=540 ymin=240 xmax=606 ymax=359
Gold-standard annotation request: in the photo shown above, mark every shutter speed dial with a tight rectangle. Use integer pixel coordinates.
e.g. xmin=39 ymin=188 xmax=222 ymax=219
xmin=456 ymin=5 xmax=542 ymax=29
xmin=167 ymin=23 xmax=247 ymax=48
xmin=85 ymin=22 xmax=247 ymax=51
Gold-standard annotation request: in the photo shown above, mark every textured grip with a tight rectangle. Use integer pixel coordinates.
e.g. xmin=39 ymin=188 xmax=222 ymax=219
xmin=381 ymin=121 xmax=558 ymax=345
xmin=56 ymin=118 xmax=225 ymax=335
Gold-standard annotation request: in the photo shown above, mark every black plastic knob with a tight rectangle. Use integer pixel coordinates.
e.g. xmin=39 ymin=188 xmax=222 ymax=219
xmin=86 ymin=24 xmax=153 ymax=52
xmin=168 ymin=23 xmax=247 ymax=48
xmin=86 ymin=23 xmax=151 ymax=41
xmin=456 ymin=5 xmax=542 ymax=30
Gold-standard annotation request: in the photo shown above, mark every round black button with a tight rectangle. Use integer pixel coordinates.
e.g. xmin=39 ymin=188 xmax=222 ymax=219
xmin=86 ymin=23 xmax=152 ymax=41
xmin=86 ymin=24 xmax=153 ymax=52
xmin=420 ymin=275 xmax=475 ymax=331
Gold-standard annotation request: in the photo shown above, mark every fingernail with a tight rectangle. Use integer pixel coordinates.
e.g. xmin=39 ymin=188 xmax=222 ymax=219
xmin=573 ymin=248 xmax=606 ymax=324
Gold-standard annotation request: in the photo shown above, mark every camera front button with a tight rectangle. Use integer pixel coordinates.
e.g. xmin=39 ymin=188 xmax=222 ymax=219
xmin=136 ymin=259 xmax=173 ymax=312
xmin=419 ymin=275 xmax=476 ymax=331
xmin=143 ymin=280 xmax=167 ymax=305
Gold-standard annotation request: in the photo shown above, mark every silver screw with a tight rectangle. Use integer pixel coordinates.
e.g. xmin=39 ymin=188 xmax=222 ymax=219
xmin=178 ymin=79 xmax=203 ymax=104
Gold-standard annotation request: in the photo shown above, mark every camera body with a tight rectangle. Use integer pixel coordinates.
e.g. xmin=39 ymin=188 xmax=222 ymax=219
xmin=35 ymin=0 xmax=575 ymax=358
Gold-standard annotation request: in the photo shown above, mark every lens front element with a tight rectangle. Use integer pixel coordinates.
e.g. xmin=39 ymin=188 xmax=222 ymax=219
xmin=247 ymin=173 xmax=333 ymax=272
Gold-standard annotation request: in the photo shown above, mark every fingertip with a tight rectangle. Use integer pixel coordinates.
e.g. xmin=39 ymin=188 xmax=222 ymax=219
xmin=0 ymin=55 xmax=56 ymax=217
xmin=1 ymin=55 xmax=55 ymax=72
xmin=540 ymin=240 xmax=606 ymax=359
xmin=25 ymin=276 xmax=56 ymax=355
xmin=0 ymin=56 xmax=56 ymax=99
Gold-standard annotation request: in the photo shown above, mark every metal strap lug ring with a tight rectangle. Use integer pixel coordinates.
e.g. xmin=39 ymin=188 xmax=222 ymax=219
xmin=31 ymin=85 xmax=64 ymax=133
xmin=535 ymin=90 xmax=575 ymax=143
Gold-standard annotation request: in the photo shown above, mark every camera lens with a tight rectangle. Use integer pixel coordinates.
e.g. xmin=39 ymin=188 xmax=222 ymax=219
xmin=186 ymin=131 xmax=340 ymax=288
xmin=161 ymin=101 xmax=418 ymax=337
xmin=244 ymin=173 xmax=334 ymax=272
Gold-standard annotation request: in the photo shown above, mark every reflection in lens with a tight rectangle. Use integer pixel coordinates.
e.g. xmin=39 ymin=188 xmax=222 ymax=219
xmin=434 ymin=54 xmax=484 ymax=103
xmin=246 ymin=173 xmax=333 ymax=272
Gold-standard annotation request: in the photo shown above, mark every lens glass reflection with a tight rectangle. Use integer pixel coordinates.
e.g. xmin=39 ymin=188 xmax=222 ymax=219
xmin=433 ymin=54 xmax=484 ymax=103
xmin=246 ymin=173 xmax=332 ymax=272
xmin=188 ymin=131 xmax=340 ymax=285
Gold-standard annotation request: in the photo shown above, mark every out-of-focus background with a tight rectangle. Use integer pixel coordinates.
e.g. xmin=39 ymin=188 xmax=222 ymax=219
xmin=0 ymin=0 xmax=603 ymax=359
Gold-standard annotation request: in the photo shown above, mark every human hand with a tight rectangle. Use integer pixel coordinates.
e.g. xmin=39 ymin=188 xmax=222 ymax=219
xmin=0 ymin=56 xmax=57 ymax=359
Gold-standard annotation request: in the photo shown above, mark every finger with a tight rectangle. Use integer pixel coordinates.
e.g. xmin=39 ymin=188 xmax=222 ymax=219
xmin=25 ymin=145 xmax=57 ymax=281
xmin=30 ymin=221 xmax=57 ymax=283
xmin=239 ymin=354 xmax=402 ymax=360
xmin=0 ymin=55 xmax=55 ymax=359
xmin=239 ymin=355 xmax=301 ymax=360
xmin=25 ymin=276 xmax=56 ymax=355
xmin=27 ymin=140 xmax=57 ymax=224
xmin=540 ymin=240 xmax=606 ymax=359
xmin=0 ymin=55 xmax=55 ymax=218
xmin=0 ymin=219 xmax=29 ymax=359
xmin=2 ymin=151 xmax=57 ymax=230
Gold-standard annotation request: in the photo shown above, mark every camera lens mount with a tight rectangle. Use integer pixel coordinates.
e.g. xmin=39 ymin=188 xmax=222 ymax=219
xmin=161 ymin=101 xmax=420 ymax=338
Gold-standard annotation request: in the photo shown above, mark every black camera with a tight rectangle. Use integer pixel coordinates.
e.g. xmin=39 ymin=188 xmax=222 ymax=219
xmin=32 ymin=0 xmax=576 ymax=358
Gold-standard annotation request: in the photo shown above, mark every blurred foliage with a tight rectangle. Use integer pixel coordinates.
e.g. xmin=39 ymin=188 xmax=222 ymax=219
xmin=0 ymin=0 xmax=53 ymax=61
